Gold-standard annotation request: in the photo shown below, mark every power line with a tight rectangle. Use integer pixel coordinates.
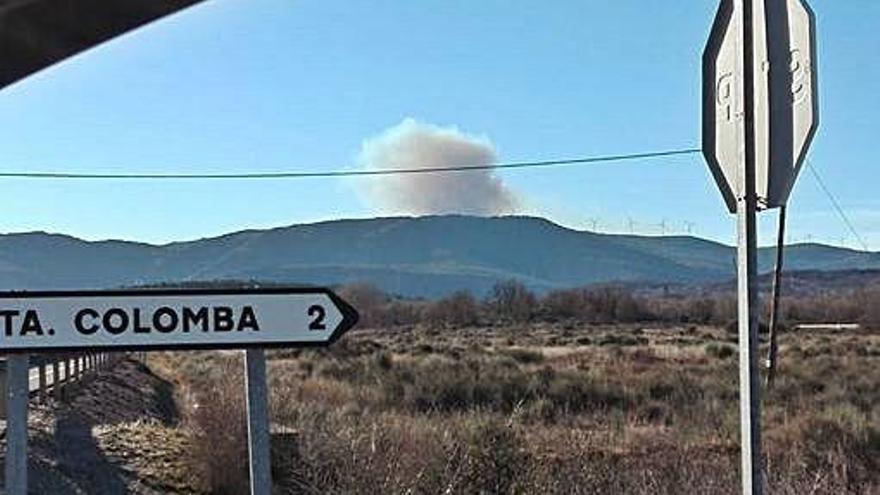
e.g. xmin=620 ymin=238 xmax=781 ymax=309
xmin=0 ymin=148 xmax=701 ymax=180
xmin=806 ymin=159 xmax=869 ymax=251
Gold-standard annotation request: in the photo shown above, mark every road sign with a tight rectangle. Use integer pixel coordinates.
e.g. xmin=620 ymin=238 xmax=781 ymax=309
xmin=703 ymin=1 xmax=820 ymax=494
xmin=703 ymin=0 xmax=818 ymax=212
xmin=0 ymin=287 xmax=358 ymax=352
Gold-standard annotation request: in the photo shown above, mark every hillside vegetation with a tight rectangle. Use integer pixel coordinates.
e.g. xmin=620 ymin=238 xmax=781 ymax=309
xmin=1 ymin=215 xmax=879 ymax=297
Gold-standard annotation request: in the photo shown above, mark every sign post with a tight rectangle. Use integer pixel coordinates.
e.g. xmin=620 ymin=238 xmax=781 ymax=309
xmin=703 ymin=1 xmax=818 ymax=494
xmin=738 ymin=4 xmax=763 ymax=478
xmin=5 ymin=355 xmax=29 ymax=495
xmin=245 ymin=349 xmax=272 ymax=495
xmin=738 ymin=2 xmax=763 ymax=491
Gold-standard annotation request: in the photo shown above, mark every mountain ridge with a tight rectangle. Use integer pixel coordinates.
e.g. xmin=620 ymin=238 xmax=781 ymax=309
xmin=0 ymin=215 xmax=877 ymax=297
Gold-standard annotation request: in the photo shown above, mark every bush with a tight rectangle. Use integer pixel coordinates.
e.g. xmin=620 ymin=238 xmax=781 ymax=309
xmin=598 ymin=334 xmax=647 ymax=347
xmin=460 ymin=417 xmax=527 ymax=494
xmin=706 ymin=343 xmax=735 ymax=360
xmin=426 ymin=290 xmax=480 ymax=327
xmin=183 ymin=357 xmax=249 ymax=494
xmin=542 ymin=286 xmax=650 ymax=323
xmin=501 ymin=348 xmax=545 ymax=364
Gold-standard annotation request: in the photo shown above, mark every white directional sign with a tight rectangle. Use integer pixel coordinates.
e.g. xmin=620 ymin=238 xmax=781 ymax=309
xmin=703 ymin=0 xmax=818 ymax=212
xmin=0 ymin=287 xmax=358 ymax=352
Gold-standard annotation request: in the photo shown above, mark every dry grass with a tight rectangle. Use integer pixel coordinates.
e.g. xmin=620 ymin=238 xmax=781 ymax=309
xmin=158 ymin=324 xmax=880 ymax=494
xmin=151 ymin=352 xmax=250 ymax=494
xmin=94 ymin=419 xmax=198 ymax=495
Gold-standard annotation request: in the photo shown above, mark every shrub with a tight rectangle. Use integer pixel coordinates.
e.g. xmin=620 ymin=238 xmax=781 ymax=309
xmin=426 ymin=290 xmax=480 ymax=327
xmin=542 ymin=287 xmax=650 ymax=323
xmin=706 ymin=343 xmax=735 ymax=360
xmin=460 ymin=417 xmax=527 ymax=494
xmin=183 ymin=357 xmax=249 ymax=494
xmin=501 ymin=348 xmax=545 ymax=364
xmin=598 ymin=334 xmax=647 ymax=347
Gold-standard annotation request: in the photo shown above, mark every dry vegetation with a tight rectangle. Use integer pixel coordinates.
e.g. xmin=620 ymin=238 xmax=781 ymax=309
xmin=152 ymin=282 xmax=880 ymax=494
xmin=338 ymin=279 xmax=880 ymax=330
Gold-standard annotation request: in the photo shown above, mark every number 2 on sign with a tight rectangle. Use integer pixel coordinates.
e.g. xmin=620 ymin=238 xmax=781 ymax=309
xmin=308 ymin=305 xmax=326 ymax=330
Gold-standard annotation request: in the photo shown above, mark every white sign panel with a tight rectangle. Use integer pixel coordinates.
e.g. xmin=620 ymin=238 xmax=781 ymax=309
xmin=0 ymin=288 xmax=358 ymax=352
xmin=703 ymin=0 xmax=819 ymax=212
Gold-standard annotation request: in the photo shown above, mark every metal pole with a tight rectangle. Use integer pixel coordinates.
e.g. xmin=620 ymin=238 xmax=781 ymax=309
xmin=52 ymin=358 xmax=60 ymax=398
xmin=37 ymin=362 xmax=46 ymax=403
xmin=739 ymin=0 xmax=763 ymax=493
xmin=766 ymin=205 xmax=786 ymax=387
xmin=244 ymin=349 xmax=272 ymax=495
xmin=5 ymin=354 xmax=29 ymax=495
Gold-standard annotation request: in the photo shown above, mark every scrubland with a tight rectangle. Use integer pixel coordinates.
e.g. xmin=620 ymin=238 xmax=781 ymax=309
xmin=154 ymin=318 xmax=880 ymax=494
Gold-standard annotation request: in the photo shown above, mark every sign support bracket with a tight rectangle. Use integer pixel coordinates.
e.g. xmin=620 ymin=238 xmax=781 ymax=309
xmin=766 ymin=205 xmax=786 ymax=387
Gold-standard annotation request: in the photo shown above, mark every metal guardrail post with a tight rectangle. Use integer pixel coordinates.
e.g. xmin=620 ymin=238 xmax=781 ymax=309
xmin=52 ymin=358 xmax=61 ymax=399
xmin=0 ymin=360 xmax=6 ymax=419
xmin=37 ymin=363 xmax=47 ymax=403
xmin=62 ymin=357 xmax=69 ymax=382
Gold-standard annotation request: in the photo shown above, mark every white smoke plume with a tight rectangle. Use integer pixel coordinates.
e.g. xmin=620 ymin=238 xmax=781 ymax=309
xmin=358 ymin=119 xmax=520 ymax=216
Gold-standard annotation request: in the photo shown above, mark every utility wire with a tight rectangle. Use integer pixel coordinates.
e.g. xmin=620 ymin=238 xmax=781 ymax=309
xmin=0 ymin=148 xmax=701 ymax=180
xmin=806 ymin=159 xmax=869 ymax=251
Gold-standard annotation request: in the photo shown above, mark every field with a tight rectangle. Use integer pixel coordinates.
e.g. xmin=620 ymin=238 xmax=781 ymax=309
xmin=154 ymin=321 xmax=880 ymax=494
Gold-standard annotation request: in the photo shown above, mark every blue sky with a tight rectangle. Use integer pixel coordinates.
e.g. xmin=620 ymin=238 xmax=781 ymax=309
xmin=0 ymin=0 xmax=876 ymax=247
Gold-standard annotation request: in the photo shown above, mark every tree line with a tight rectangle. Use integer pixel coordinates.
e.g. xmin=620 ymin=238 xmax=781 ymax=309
xmin=338 ymin=280 xmax=880 ymax=329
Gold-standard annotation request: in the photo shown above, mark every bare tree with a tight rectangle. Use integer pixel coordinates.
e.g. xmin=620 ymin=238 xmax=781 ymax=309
xmin=337 ymin=283 xmax=390 ymax=328
xmin=427 ymin=291 xmax=480 ymax=327
xmin=488 ymin=280 xmax=536 ymax=322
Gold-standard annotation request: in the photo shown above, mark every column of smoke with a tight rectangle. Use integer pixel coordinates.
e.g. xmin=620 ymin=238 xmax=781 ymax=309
xmin=357 ymin=119 xmax=520 ymax=216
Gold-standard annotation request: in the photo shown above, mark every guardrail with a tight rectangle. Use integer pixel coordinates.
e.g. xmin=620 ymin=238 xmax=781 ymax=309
xmin=0 ymin=352 xmax=141 ymax=418
xmin=793 ymin=323 xmax=861 ymax=332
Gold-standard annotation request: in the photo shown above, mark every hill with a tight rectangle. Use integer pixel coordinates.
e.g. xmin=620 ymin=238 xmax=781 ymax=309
xmin=0 ymin=215 xmax=878 ymax=297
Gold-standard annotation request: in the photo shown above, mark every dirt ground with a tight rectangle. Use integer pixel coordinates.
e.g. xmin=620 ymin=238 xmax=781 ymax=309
xmin=0 ymin=358 xmax=197 ymax=495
